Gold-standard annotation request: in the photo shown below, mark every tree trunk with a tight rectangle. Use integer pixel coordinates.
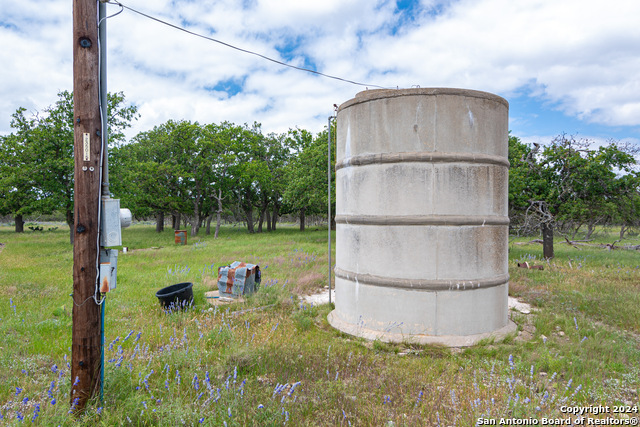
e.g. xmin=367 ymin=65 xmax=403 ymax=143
xmin=541 ymin=222 xmax=554 ymax=259
xmin=620 ymin=224 xmax=629 ymax=240
xmin=570 ymin=223 xmax=582 ymax=241
xmin=174 ymin=213 xmax=181 ymax=230
xmin=15 ymin=214 xmax=24 ymax=233
xmin=585 ymin=221 xmax=597 ymax=240
xmin=245 ymin=207 xmax=255 ymax=233
xmin=215 ymin=189 xmax=223 ymax=239
xmin=205 ymin=214 xmax=213 ymax=235
xmin=191 ymin=216 xmax=199 ymax=237
xmin=331 ymin=214 xmax=336 ymax=231
xmin=299 ymin=207 xmax=306 ymax=232
xmin=271 ymin=203 xmax=278 ymax=231
xmin=66 ymin=209 xmax=74 ymax=244
xmin=257 ymin=209 xmax=264 ymax=233
xmin=156 ymin=212 xmax=164 ymax=233
xmin=266 ymin=209 xmax=272 ymax=232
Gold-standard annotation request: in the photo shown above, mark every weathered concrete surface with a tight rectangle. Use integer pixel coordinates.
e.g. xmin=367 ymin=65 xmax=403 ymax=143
xmin=329 ymin=88 xmax=511 ymax=346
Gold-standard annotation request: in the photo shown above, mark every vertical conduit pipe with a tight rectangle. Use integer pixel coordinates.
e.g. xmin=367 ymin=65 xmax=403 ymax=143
xmin=100 ymin=297 xmax=105 ymax=401
xmin=98 ymin=0 xmax=107 ymax=402
xmin=328 ymin=116 xmax=332 ymax=305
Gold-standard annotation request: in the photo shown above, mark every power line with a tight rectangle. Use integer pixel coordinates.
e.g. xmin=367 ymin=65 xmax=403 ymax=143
xmin=106 ymin=0 xmax=389 ymax=89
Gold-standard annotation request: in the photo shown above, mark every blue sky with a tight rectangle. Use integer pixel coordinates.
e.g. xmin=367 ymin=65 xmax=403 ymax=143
xmin=1 ymin=0 xmax=640 ymax=147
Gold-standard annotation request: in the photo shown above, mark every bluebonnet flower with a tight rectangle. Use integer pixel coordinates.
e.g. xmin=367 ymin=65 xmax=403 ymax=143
xmin=69 ymin=397 xmax=80 ymax=414
xmin=257 ymin=404 xmax=264 ymax=409
xmin=383 ymin=395 xmax=391 ymax=404
xmin=288 ymin=381 xmax=301 ymax=396
xmin=572 ymin=384 xmax=582 ymax=396
xmin=205 ymin=371 xmax=211 ymax=390
xmin=108 ymin=336 xmax=120 ymax=351
xmin=51 ymin=398 xmax=57 ymax=405
xmin=193 ymin=373 xmax=199 ymax=390
xmin=15 ymin=387 xmax=22 ymax=396
xmin=574 ymin=317 xmax=579 ymax=330
xmin=565 ymin=378 xmax=573 ymax=391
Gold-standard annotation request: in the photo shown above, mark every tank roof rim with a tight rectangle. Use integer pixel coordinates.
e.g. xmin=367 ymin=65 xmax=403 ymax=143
xmin=337 ymin=87 xmax=509 ymax=112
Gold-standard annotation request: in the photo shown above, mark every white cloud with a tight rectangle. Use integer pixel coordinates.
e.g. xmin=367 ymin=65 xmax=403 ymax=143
xmin=1 ymin=0 xmax=640 ymax=141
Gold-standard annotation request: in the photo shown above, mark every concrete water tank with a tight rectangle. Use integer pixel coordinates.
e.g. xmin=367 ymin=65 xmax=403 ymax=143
xmin=328 ymin=88 xmax=516 ymax=347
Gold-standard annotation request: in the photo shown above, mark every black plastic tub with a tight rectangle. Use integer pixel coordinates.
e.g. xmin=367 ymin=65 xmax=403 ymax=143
xmin=155 ymin=282 xmax=194 ymax=310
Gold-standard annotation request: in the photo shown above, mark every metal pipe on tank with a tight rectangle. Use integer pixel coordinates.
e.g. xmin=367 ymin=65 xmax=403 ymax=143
xmin=328 ymin=115 xmax=332 ymax=305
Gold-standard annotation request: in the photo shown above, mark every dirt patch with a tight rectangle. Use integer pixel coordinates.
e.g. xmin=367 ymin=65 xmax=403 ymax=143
xmin=202 ymin=276 xmax=218 ymax=290
xmin=293 ymin=271 xmax=324 ymax=293
xmin=515 ymin=323 xmax=537 ymax=343
xmin=0 ymin=285 xmax=17 ymax=296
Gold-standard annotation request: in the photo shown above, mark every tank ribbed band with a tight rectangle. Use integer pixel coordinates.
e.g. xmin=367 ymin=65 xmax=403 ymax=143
xmin=335 ymin=214 xmax=509 ymax=226
xmin=334 ymin=267 xmax=509 ymax=291
xmin=335 ymin=151 xmax=509 ymax=171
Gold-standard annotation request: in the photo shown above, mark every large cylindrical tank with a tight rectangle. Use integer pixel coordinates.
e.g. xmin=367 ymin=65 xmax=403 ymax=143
xmin=328 ymin=88 xmax=515 ymax=347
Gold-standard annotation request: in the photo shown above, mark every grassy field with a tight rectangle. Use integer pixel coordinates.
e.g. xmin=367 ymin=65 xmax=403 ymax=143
xmin=0 ymin=223 xmax=638 ymax=425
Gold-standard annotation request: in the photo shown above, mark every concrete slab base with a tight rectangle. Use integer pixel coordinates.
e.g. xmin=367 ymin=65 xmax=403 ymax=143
xmin=327 ymin=310 xmax=517 ymax=347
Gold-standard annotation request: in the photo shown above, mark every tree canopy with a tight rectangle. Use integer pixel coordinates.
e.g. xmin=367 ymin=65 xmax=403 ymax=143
xmin=3 ymin=93 xmax=640 ymax=248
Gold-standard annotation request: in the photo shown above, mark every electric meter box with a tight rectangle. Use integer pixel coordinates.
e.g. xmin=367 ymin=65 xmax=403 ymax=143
xmin=99 ymin=249 xmax=118 ymax=292
xmin=101 ymin=198 xmax=122 ymax=247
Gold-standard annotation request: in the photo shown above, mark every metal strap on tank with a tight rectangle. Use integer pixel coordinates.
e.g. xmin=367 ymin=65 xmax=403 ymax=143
xmin=335 ymin=151 xmax=509 ymax=171
xmin=335 ymin=214 xmax=509 ymax=226
xmin=334 ymin=267 xmax=509 ymax=291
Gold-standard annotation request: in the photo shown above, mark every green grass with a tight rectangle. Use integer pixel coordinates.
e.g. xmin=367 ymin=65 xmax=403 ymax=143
xmin=0 ymin=224 xmax=638 ymax=425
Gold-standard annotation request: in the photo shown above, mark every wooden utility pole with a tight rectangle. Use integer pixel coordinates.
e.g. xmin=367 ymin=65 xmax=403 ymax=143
xmin=71 ymin=0 xmax=102 ymax=411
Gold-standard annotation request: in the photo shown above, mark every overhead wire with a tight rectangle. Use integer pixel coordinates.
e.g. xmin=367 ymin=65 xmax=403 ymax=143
xmin=105 ymin=0 xmax=390 ymax=90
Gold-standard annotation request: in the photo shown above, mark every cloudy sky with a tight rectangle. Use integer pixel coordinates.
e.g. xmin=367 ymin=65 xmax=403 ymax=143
xmin=2 ymin=0 xmax=640 ymax=146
